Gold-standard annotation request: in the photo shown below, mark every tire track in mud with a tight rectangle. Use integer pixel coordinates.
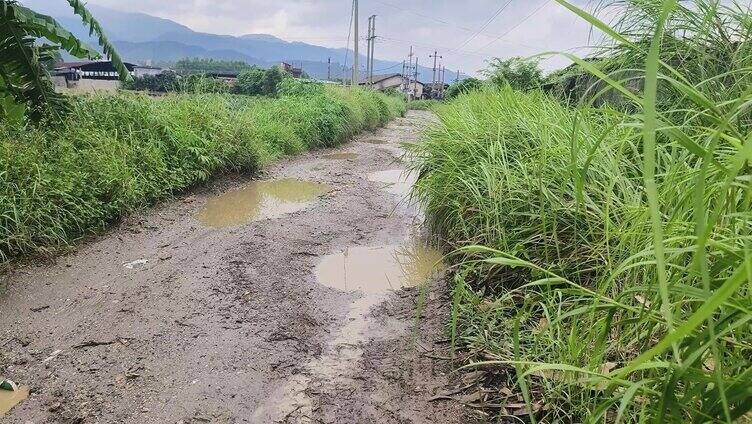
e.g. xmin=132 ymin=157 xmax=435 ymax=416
xmin=0 ymin=111 xmax=467 ymax=423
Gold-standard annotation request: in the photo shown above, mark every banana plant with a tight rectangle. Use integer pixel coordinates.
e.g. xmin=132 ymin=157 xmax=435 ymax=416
xmin=0 ymin=0 xmax=129 ymax=123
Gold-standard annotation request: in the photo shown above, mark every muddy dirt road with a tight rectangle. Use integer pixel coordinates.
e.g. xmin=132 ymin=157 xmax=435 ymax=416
xmin=0 ymin=111 xmax=467 ymax=423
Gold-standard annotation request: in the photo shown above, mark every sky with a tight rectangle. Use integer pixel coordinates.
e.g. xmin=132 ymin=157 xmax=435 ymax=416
xmin=64 ymin=0 xmax=606 ymax=74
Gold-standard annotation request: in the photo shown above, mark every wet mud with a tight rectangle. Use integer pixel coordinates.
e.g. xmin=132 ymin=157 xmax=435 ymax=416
xmin=0 ymin=111 xmax=468 ymax=423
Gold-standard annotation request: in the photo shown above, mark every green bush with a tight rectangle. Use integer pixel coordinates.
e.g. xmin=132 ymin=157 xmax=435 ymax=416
xmin=0 ymin=87 xmax=404 ymax=261
xmin=122 ymin=71 xmax=179 ymax=92
xmin=176 ymin=75 xmax=232 ymax=94
xmin=234 ymin=66 xmax=290 ymax=97
xmin=482 ymin=56 xmax=543 ymax=91
xmin=444 ymin=78 xmax=484 ymax=99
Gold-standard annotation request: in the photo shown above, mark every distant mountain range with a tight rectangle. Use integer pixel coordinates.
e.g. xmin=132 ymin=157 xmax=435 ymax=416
xmin=23 ymin=1 xmax=467 ymax=83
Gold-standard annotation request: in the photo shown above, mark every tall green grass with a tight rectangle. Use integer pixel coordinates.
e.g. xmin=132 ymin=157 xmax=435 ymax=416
xmin=409 ymin=0 xmax=751 ymax=421
xmin=0 ymin=86 xmax=405 ymax=262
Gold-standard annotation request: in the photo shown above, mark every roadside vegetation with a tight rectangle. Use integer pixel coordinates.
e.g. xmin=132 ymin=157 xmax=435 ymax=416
xmin=407 ymin=99 xmax=440 ymax=111
xmin=409 ymin=0 xmax=752 ymax=421
xmin=0 ymin=86 xmax=404 ymax=262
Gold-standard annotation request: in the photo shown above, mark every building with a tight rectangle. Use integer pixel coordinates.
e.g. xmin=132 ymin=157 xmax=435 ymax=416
xmin=280 ymin=62 xmax=304 ymax=78
xmin=359 ymin=73 xmax=424 ymax=99
xmin=53 ymin=60 xmax=140 ymax=92
xmin=133 ymin=65 xmax=165 ymax=78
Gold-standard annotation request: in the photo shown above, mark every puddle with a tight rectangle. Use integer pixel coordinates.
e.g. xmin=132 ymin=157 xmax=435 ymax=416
xmin=315 ymin=242 xmax=444 ymax=294
xmin=0 ymin=385 xmax=29 ymax=417
xmin=322 ymin=153 xmax=359 ymax=160
xmin=367 ymin=169 xmax=418 ymax=197
xmin=198 ymin=179 xmax=330 ymax=228
xmin=360 ymin=138 xmax=388 ymax=145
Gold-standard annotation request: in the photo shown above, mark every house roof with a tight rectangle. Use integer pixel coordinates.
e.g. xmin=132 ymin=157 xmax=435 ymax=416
xmin=56 ymin=60 xmax=136 ymax=72
xmin=359 ymin=73 xmax=400 ymax=84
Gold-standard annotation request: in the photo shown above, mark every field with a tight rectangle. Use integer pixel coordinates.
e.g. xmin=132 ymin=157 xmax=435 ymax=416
xmin=0 ymin=87 xmax=405 ymax=262
xmin=408 ymin=0 xmax=752 ymax=421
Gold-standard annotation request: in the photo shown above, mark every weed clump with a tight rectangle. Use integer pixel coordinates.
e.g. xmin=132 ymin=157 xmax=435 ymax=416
xmin=408 ymin=0 xmax=752 ymax=421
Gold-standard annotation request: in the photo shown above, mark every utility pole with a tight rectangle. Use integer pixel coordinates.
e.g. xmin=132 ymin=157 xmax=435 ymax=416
xmin=413 ymin=57 xmax=419 ymax=99
xmin=406 ymin=46 xmax=414 ymax=101
xmin=352 ymin=0 xmax=359 ymax=87
xmin=456 ymin=69 xmax=460 ymax=82
xmin=368 ymin=15 xmax=376 ymax=86
xmin=401 ymin=60 xmax=406 ymax=94
xmin=327 ymin=57 xmax=331 ymax=81
xmin=365 ymin=16 xmax=372 ymax=87
xmin=429 ymin=51 xmax=442 ymax=92
xmin=440 ymin=65 xmax=446 ymax=98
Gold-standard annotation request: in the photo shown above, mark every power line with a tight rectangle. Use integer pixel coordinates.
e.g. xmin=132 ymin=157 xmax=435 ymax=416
xmin=341 ymin=0 xmax=355 ymax=81
xmin=473 ymin=0 xmax=553 ymax=53
xmin=453 ymin=0 xmax=513 ymax=52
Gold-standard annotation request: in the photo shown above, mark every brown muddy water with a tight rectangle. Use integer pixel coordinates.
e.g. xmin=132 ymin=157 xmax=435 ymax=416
xmin=197 ymin=179 xmax=330 ymax=228
xmin=0 ymin=385 xmax=29 ymax=417
xmin=315 ymin=241 xmax=443 ymax=294
xmin=322 ymin=152 xmax=359 ymax=160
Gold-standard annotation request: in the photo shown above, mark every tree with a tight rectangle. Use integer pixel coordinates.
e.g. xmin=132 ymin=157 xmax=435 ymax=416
xmin=234 ymin=67 xmax=265 ymax=96
xmin=482 ymin=57 xmax=543 ymax=91
xmin=173 ymin=58 xmax=253 ymax=75
xmin=235 ymin=66 xmax=289 ymax=97
xmin=445 ymin=77 xmax=484 ymax=99
xmin=0 ymin=0 xmax=129 ymax=123
xmin=262 ymin=66 xmax=287 ymax=97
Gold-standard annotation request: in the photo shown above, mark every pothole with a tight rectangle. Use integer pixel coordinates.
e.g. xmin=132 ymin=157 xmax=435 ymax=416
xmin=0 ymin=382 xmax=29 ymax=417
xmin=367 ymin=169 xmax=418 ymax=197
xmin=197 ymin=179 xmax=330 ymax=228
xmin=315 ymin=241 xmax=444 ymax=294
xmin=322 ymin=152 xmax=359 ymax=160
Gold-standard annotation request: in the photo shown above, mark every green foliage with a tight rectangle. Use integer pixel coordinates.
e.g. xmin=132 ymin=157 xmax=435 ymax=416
xmin=0 ymin=87 xmax=405 ymax=261
xmin=444 ymin=77 xmax=483 ymax=99
xmin=122 ymin=71 xmax=179 ymax=92
xmin=234 ymin=66 xmax=290 ymax=97
xmin=0 ymin=0 xmax=126 ymax=123
xmin=262 ymin=66 xmax=287 ymax=97
xmin=173 ymin=57 xmax=254 ymax=75
xmin=277 ymin=78 xmax=325 ymax=97
xmin=482 ymin=56 xmax=543 ymax=91
xmin=409 ymin=0 xmax=752 ymax=421
xmin=234 ymin=67 xmax=265 ymax=95
xmin=176 ymin=74 xmax=231 ymax=94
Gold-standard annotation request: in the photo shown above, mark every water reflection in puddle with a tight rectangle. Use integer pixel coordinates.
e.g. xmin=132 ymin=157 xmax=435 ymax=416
xmin=0 ymin=385 xmax=29 ymax=417
xmin=322 ymin=152 xmax=359 ymax=160
xmin=315 ymin=242 xmax=444 ymax=294
xmin=367 ymin=169 xmax=418 ymax=197
xmin=198 ymin=179 xmax=330 ymax=228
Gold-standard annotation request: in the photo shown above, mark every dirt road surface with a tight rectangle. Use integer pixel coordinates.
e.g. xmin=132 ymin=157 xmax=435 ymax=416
xmin=0 ymin=111 xmax=468 ymax=423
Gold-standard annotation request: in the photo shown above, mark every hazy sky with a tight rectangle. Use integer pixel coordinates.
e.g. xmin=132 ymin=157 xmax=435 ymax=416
xmin=71 ymin=0 xmax=604 ymax=74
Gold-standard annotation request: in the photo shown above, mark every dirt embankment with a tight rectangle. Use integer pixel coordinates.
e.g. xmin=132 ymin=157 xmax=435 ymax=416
xmin=0 ymin=111 xmax=470 ymax=423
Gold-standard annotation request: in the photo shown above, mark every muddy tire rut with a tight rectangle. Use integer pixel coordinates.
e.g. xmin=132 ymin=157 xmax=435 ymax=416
xmin=0 ymin=111 xmax=467 ymax=423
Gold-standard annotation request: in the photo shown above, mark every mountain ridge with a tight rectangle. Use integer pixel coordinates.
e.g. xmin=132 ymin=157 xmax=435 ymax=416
xmin=21 ymin=0 xmax=467 ymax=82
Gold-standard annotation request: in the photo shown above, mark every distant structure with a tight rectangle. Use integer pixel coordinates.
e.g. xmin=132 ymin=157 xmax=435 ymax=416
xmin=52 ymin=60 xmax=165 ymax=92
xmin=359 ymin=73 xmax=424 ymax=99
xmin=279 ymin=62 xmax=304 ymax=78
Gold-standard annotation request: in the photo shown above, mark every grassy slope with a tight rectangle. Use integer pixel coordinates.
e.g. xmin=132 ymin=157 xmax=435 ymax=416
xmin=0 ymin=87 xmax=405 ymax=262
